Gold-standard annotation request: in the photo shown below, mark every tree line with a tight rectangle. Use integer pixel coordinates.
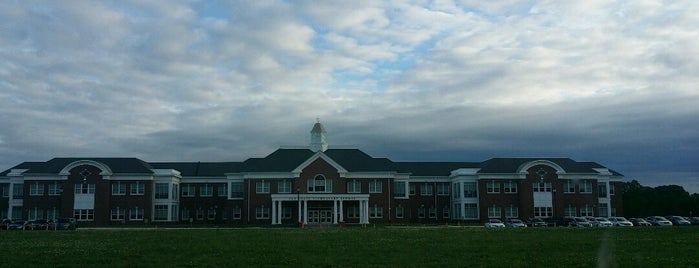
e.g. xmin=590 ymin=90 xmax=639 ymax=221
xmin=622 ymin=180 xmax=699 ymax=217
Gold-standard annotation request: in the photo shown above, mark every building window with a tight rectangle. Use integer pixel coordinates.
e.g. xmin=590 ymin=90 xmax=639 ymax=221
xmin=464 ymin=203 xmax=478 ymax=219
xmin=228 ymin=182 xmax=243 ymax=198
xmin=256 ymin=181 xmax=270 ymax=194
xmin=154 ymin=205 xmax=169 ymax=221
xmin=487 ymin=205 xmax=501 ymax=218
xmin=580 ymin=181 xmax=593 ymax=194
xmin=564 ymin=181 xmax=575 ymax=193
xmin=111 ymin=182 xmax=126 ymax=196
xmin=420 ymin=184 xmax=433 ymax=196
xmin=395 ymin=206 xmax=404 ymax=219
xmin=598 ymin=203 xmax=609 ymax=217
xmin=28 ymin=207 xmax=44 ymax=220
xmin=428 ymin=207 xmax=437 ymax=219
xmin=610 ymin=185 xmax=615 ymax=195
xmin=74 ymin=209 xmax=94 ymax=221
xmin=75 ymin=183 xmax=95 ymax=194
xmin=505 ymin=205 xmax=519 ymax=218
xmin=409 ymin=184 xmax=416 ymax=195
xmin=1 ymin=184 xmax=9 ymax=197
xmin=154 ymin=183 xmax=169 ymax=199
xmin=282 ymin=207 xmax=292 ymax=219
xmin=564 ymin=206 xmax=577 ymax=217
xmin=442 ymin=206 xmax=450 ymax=219
xmin=181 ymin=184 xmax=196 ymax=197
xmin=200 ymin=184 xmax=213 ymax=197
xmin=196 ymin=208 xmax=204 ymax=220
xmin=11 ymin=206 xmax=23 ymax=219
xmin=278 ymin=181 xmax=291 ymax=194
xmin=111 ymin=208 xmax=126 ymax=221
xmin=418 ymin=206 xmax=426 ymax=219
xmin=580 ymin=205 xmax=594 ymax=217
xmin=453 ymin=183 xmax=460 ymax=198
xmin=369 ymin=205 xmax=383 ymax=218
xmin=598 ymin=184 xmax=607 ymax=198
xmin=534 ymin=207 xmax=553 ymax=218
xmin=463 ymin=182 xmax=477 ymax=198
xmin=30 ymin=183 xmax=44 ymax=196
xmin=503 ymin=181 xmax=517 ymax=194
xmin=232 ymin=207 xmax=242 ymax=220
xmin=347 ymin=180 xmax=361 ymax=193
xmin=208 ymin=208 xmax=216 ymax=220
xmin=13 ymin=183 xmax=24 ymax=199
xmin=255 ymin=206 xmax=269 ymax=219
xmin=131 ymin=181 xmax=145 ymax=195
xmin=181 ymin=208 xmax=190 ymax=221
xmin=437 ymin=183 xmax=449 ymax=196
xmin=532 ymin=182 xmax=552 ymax=192
xmin=393 ymin=181 xmax=406 ymax=197
xmin=486 ymin=182 xmax=500 ymax=194
xmin=369 ymin=181 xmax=382 ymax=193
xmin=217 ymin=184 xmax=228 ymax=197
xmin=46 ymin=207 xmax=58 ymax=220
xmin=347 ymin=206 xmax=359 ymax=218
xmin=130 ymin=207 xmax=144 ymax=220
xmin=48 ymin=183 xmax=62 ymax=196
xmin=309 ymin=175 xmax=331 ymax=193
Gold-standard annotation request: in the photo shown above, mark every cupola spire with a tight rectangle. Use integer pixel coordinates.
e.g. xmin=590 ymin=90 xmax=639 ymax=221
xmin=310 ymin=119 xmax=328 ymax=152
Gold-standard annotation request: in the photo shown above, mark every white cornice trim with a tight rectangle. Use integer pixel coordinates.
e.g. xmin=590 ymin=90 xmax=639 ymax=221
xmin=292 ymin=152 xmax=348 ymax=177
xmin=517 ymin=160 xmax=566 ymax=175
xmin=59 ymin=160 xmax=114 ymax=176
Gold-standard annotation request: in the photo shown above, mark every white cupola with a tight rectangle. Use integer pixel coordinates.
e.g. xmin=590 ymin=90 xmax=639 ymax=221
xmin=310 ymin=119 xmax=328 ymax=152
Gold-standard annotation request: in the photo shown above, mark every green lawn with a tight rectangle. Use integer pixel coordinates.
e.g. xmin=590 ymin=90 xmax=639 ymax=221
xmin=1 ymin=226 xmax=697 ymax=267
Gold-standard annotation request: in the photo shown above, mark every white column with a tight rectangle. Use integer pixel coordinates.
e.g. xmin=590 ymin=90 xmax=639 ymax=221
xmin=277 ymin=200 xmax=283 ymax=224
xmin=271 ymin=200 xmax=277 ymax=225
xmin=303 ymin=200 xmax=308 ymax=224
xmin=339 ymin=200 xmax=344 ymax=223
xmin=364 ymin=199 xmax=370 ymax=224
xmin=298 ymin=198 xmax=302 ymax=223
xmin=333 ymin=200 xmax=338 ymax=224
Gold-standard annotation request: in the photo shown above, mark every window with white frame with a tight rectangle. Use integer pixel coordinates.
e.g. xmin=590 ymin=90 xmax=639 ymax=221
xmin=74 ymin=209 xmax=94 ymax=221
xmin=437 ymin=183 xmax=449 ymax=196
xmin=395 ymin=206 xmax=404 ymax=218
xmin=131 ymin=181 xmax=145 ymax=195
xmin=428 ymin=207 xmax=437 ymax=219
xmin=487 ymin=205 xmax=501 ymax=218
xmin=393 ymin=181 xmax=406 ymax=197
xmin=256 ymin=181 xmax=270 ymax=194
xmin=453 ymin=183 xmax=460 ymax=198
xmin=369 ymin=206 xmax=383 ymax=218
xmin=196 ymin=208 xmax=204 ymax=220
xmin=369 ymin=181 xmax=382 ymax=193
xmin=532 ymin=182 xmax=552 ymax=192
xmin=282 ymin=207 xmax=292 ymax=219
xmin=464 ymin=203 xmax=478 ymax=219
xmin=130 ymin=207 xmax=144 ymax=220
xmin=154 ymin=183 xmax=169 ymax=199
xmin=200 ymin=184 xmax=213 ymax=197
xmin=409 ymin=183 xmax=416 ymax=195
xmin=486 ymin=182 xmax=500 ymax=194
xmin=181 ymin=208 xmax=190 ymax=221
xmin=505 ymin=205 xmax=519 ymax=218
xmin=154 ymin=205 xmax=169 ymax=221
xmin=46 ymin=207 xmax=58 ymax=220
xmin=610 ymin=185 xmax=615 ymax=195
xmin=420 ymin=184 xmax=433 ymax=196
xmin=208 ymin=208 xmax=216 ymax=220
xmin=580 ymin=181 xmax=593 ymax=193
xmin=442 ymin=206 xmax=450 ymax=219
xmin=463 ymin=182 xmax=477 ymax=197
xmin=347 ymin=180 xmax=361 ymax=193
xmin=74 ymin=183 xmax=95 ymax=194
xmin=503 ymin=181 xmax=518 ymax=194
xmin=564 ymin=206 xmax=577 ymax=217
xmin=1 ymin=184 xmax=9 ymax=197
xmin=181 ymin=184 xmax=196 ymax=197
xmin=598 ymin=184 xmax=607 ymax=198
xmin=534 ymin=206 xmax=553 ymax=218
xmin=217 ymin=184 xmax=228 ymax=197
xmin=580 ymin=205 xmax=594 ymax=217
xmin=232 ymin=207 xmax=242 ymax=219
xmin=277 ymin=181 xmax=291 ymax=194
xmin=111 ymin=182 xmax=126 ymax=196
xmin=30 ymin=183 xmax=44 ymax=196
xmin=28 ymin=207 xmax=43 ymax=220
xmin=347 ymin=206 xmax=359 ymax=218
xmin=13 ymin=183 xmax=24 ymax=199
xmin=255 ymin=206 xmax=269 ymax=219
xmin=418 ymin=206 xmax=426 ymax=218
xmin=564 ymin=180 xmax=575 ymax=193
xmin=598 ymin=203 xmax=609 ymax=217
xmin=48 ymin=183 xmax=62 ymax=196
xmin=111 ymin=208 xmax=126 ymax=221
xmin=309 ymin=175 xmax=332 ymax=193
xmin=230 ymin=182 xmax=244 ymax=198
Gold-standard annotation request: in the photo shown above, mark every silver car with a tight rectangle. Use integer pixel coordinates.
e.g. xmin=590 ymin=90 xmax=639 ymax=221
xmin=610 ymin=217 xmax=633 ymax=226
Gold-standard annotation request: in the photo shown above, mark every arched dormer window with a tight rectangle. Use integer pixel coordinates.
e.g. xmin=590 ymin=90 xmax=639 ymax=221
xmin=308 ymin=174 xmax=332 ymax=193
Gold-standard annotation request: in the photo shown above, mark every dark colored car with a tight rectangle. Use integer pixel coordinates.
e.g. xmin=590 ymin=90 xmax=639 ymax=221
xmin=666 ymin=216 xmax=691 ymax=226
xmin=1 ymin=218 xmax=11 ymax=230
xmin=7 ymin=220 xmax=27 ymax=230
xmin=54 ymin=217 xmax=77 ymax=230
xmin=544 ymin=217 xmax=569 ymax=227
xmin=25 ymin=219 xmax=50 ymax=230
xmin=528 ymin=218 xmax=547 ymax=227
xmin=688 ymin=217 xmax=699 ymax=225
xmin=629 ymin=218 xmax=652 ymax=227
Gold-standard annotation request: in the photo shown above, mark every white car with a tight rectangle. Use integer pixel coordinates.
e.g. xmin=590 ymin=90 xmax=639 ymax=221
xmin=610 ymin=217 xmax=633 ymax=227
xmin=505 ymin=218 xmax=527 ymax=228
xmin=647 ymin=216 xmax=673 ymax=226
xmin=485 ymin=219 xmax=506 ymax=228
xmin=595 ymin=217 xmax=613 ymax=227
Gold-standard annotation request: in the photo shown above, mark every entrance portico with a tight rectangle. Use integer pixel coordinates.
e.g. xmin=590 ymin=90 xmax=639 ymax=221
xmin=270 ymin=194 xmax=369 ymax=225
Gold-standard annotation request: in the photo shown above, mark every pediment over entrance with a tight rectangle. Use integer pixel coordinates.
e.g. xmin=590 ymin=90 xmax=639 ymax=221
xmin=292 ymin=152 xmax=348 ymax=178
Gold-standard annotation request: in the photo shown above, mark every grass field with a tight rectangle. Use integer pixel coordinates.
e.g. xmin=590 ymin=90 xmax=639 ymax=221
xmin=1 ymin=226 xmax=697 ymax=267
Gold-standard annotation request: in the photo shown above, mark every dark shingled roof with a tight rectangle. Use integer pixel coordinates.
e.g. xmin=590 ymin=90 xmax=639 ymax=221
xmin=394 ymin=162 xmax=481 ymax=176
xmin=323 ymin=149 xmax=395 ymax=172
xmin=22 ymin=158 xmax=154 ymax=174
xmin=149 ymin=162 xmax=243 ymax=177
xmin=241 ymin=148 xmax=316 ymax=172
xmin=478 ymin=158 xmax=621 ymax=175
xmin=0 ymin=162 xmax=45 ymax=177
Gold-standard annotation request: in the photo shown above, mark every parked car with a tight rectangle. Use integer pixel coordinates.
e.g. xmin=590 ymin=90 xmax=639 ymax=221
xmin=567 ymin=217 xmax=592 ymax=227
xmin=687 ymin=217 xmax=699 ymax=225
xmin=609 ymin=217 xmax=633 ymax=227
xmin=485 ymin=219 xmax=506 ymax=228
xmin=545 ymin=217 xmax=569 ymax=227
xmin=646 ymin=216 xmax=673 ymax=226
xmin=528 ymin=218 xmax=547 ymax=227
xmin=629 ymin=218 xmax=652 ymax=226
xmin=505 ymin=218 xmax=527 ymax=228
xmin=7 ymin=220 xmax=27 ymax=230
xmin=585 ymin=217 xmax=600 ymax=227
xmin=54 ymin=217 xmax=77 ymax=230
xmin=24 ymin=219 xmax=49 ymax=230
xmin=595 ymin=217 xmax=613 ymax=227
xmin=1 ymin=218 xmax=11 ymax=230
xmin=667 ymin=216 xmax=691 ymax=226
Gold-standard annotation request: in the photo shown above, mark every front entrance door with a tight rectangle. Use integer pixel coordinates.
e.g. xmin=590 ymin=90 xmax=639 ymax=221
xmin=308 ymin=209 xmax=332 ymax=224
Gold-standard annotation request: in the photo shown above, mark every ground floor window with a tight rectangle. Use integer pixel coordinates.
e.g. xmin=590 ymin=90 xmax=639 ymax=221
xmin=580 ymin=205 xmax=594 ymax=217
xmin=46 ymin=207 xmax=58 ymax=220
xmin=534 ymin=206 xmax=553 ymax=218
xmin=181 ymin=208 xmax=190 ymax=221
xmin=28 ymin=207 xmax=44 ymax=220
xmin=505 ymin=205 xmax=518 ymax=219
xmin=111 ymin=208 xmax=126 ymax=221
xmin=208 ymin=208 xmax=216 ymax=220
xmin=347 ymin=206 xmax=359 ymax=219
xmin=428 ymin=207 xmax=437 ymax=219
xmin=11 ymin=206 xmax=23 ymax=219
xmin=74 ymin=209 xmax=94 ymax=221
xmin=564 ymin=206 xmax=577 ymax=217
xmin=487 ymin=205 xmax=501 ymax=218
xmin=369 ymin=205 xmax=383 ymax=218
xmin=154 ymin=205 xmax=168 ymax=221
xmin=196 ymin=208 xmax=204 ymax=220
xmin=131 ymin=208 xmax=144 ymax=220
xmin=395 ymin=206 xmax=404 ymax=219
xmin=442 ymin=206 xmax=450 ymax=219
xmin=464 ymin=203 xmax=478 ymax=219
xmin=256 ymin=206 xmax=269 ymax=219
xmin=418 ymin=207 xmax=425 ymax=219
xmin=282 ymin=207 xmax=292 ymax=219
xmin=599 ymin=203 xmax=609 ymax=217
xmin=0 ymin=208 xmax=7 ymax=219
xmin=232 ymin=207 xmax=242 ymax=220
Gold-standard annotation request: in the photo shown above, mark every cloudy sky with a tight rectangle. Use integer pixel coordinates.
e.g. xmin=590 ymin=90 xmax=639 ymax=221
xmin=1 ymin=1 xmax=698 ymax=193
